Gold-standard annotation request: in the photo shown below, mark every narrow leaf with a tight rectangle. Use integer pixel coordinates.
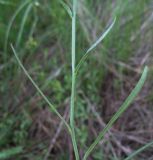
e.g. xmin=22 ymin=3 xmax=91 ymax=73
xmin=4 ymin=0 xmax=30 ymax=57
xmin=87 ymin=17 xmax=116 ymax=53
xmin=75 ymin=18 xmax=116 ymax=74
xmin=83 ymin=66 xmax=148 ymax=160
xmin=0 ymin=146 xmax=23 ymax=159
xmin=59 ymin=0 xmax=72 ymax=18
xmin=124 ymin=141 xmax=153 ymax=160
xmin=28 ymin=11 xmax=38 ymax=38
xmin=11 ymin=45 xmax=71 ymax=133
xmin=16 ymin=3 xmax=33 ymax=48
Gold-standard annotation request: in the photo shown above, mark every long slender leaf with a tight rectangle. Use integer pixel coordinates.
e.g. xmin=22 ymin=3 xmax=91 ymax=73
xmin=83 ymin=66 xmax=148 ymax=160
xmin=11 ymin=45 xmax=71 ymax=134
xmin=28 ymin=9 xmax=38 ymax=38
xmin=124 ymin=141 xmax=153 ymax=160
xmin=16 ymin=3 xmax=33 ymax=48
xmin=59 ymin=0 xmax=72 ymax=18
xmin=4 ymin=0 xmax=30 ymax=57
xmin=75 ymin=18 xmax=116 ymax=74
xmin=87 ymin=17 xmax=116 ymax=53
xmin=0 ymin=146 xmax=23 ymax=159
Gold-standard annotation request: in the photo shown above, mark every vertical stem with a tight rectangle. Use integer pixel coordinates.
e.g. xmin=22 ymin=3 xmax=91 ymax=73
xmin=70 ymin=0 xmax=80 ymax=160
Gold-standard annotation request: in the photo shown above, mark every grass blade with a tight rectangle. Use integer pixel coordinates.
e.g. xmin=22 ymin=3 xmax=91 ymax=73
xmin=4 ymin=0 xmax=30 ymax=57
xmin=16 ymin=3 xmax=33 ymax=48
xmin=0 ymin=146 xmax=23 ymax=159
xmin=75 ymin=18 xmax=116 ymax=74
xmin=28 ymin=9 xmax=38 ymax=38
xmin=11 ymin=44 xmax=71 ymax=134
xmin=124 ymin=141 xmax=153 ymax=160
xmin=83 ymin=66 xmax=148 ymax=160
xmin=59 ymin=0 xmax=72 ymax=18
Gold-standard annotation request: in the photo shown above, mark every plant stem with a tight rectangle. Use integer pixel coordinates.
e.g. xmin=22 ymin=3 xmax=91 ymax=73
xmin=70 ymin=0 xmax=80 ymax=160
xmin=11 ymin=45 xmax=72 ymax=134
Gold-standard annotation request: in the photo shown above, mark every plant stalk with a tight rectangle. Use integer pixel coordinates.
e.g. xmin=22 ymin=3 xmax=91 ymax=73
xmin=70 ymin=0 xmax=80 ymax=160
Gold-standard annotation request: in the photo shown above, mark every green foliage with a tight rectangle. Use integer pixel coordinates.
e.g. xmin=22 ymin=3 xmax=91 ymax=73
xmin=0 ymin=146 xmax=23 ymax=159
xmin=0 ymin=113 xmax=31 ymax=147
xmin=0 ymin=0 xmax=152 ymax=159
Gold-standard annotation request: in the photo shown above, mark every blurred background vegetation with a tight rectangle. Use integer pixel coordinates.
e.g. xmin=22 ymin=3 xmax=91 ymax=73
xmin=0 ymin=0 xmax=153 ymax=159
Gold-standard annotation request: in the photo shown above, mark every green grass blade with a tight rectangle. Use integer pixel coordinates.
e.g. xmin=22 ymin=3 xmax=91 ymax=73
xmin=83 ymin=66 xmax=148 ymax=160
xmin=59 ymin=0 xmax=72 ymax=18
xmin=16 ymin=3 xmax=33 ymax=49
xmin=0 ymin=146 xmax=23 ymax=159
xmin=75 ymin=18 xmax=116 ymax=74
xmin=28 ymin=9 xmax=38 ymax=38
xmin=124 ymin=141 xmax=153 ymax=160
xmin=4 ymin=0 xmax=30 ymax=57
xmin=11 ymin=44 xmax=71 ymax=134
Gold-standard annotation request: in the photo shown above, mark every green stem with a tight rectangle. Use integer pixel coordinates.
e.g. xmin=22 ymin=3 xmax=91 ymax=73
xmin=70 ymin=0 xmax=80 ymax=160
xmin=11 ymin=45 xmax=71 ymax=135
